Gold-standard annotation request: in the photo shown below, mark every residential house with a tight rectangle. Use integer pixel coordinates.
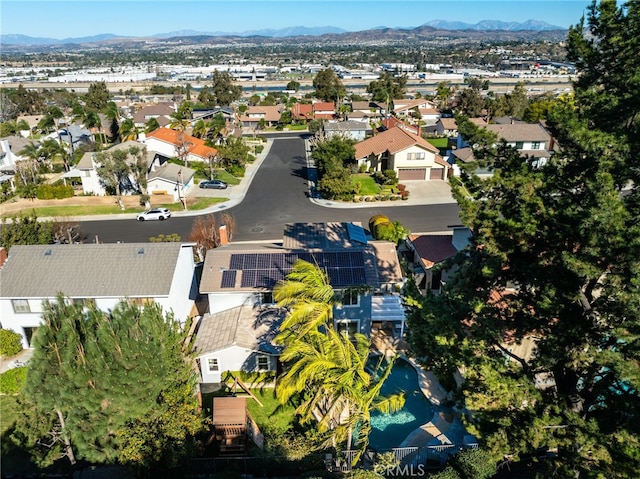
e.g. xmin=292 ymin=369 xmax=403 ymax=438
xmin=195 ymin=222 xmax=406 ymax=385
xmin=323 ymin=121 xmax=372 ymax=141
xmin=0 ymin=136 xmax=33 ymax=190
xmin=58 ymin=124 xmax=94 ymax=151
xmin=392 ymin=99 xmax=437 ymax=119
xmin=347 ymin=101 xmax=385 ymax=123
xmin=239 ymin=105 xmax=283 ymax=129
xmin=144 ymin=127 xmax=218 ymax=164
xmin=380 ymin=116 xmax=420 ymax=136
xmin=434 ymin=118 xmax=458 ymax=137
xmin=354 ymin=126 xmax=449 ymax=180
xmin=403 ymin=227 xmax=471 ymax=294
xmin=312 ymin=101 xmax=336 ymax=120
xmin=454 ymin=121 xmax=553 ymax=168
xmin=0 ymin=243 xmax=198 ymax=348
xmin=132 ymin=103 xmax=174 ymax=129
xmin=74 ymin=140 xmax=195 ymax=201
xmin=291 ymin=103 xmax=313 ymax=122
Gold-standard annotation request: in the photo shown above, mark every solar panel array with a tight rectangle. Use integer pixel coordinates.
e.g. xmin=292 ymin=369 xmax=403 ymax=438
xmin=220 ymin=270 xmax=237 ymax=288
xmin=224 ymin=251 xmax=368 ymax=289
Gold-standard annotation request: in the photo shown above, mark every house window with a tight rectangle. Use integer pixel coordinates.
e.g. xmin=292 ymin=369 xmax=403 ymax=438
xmin=257 ymin=356 xmax=269 ymax=371
xmin=12 ymin=299 xmax=31 ymax=313
xmin=83 ymin=170 xmax=91 ymax=177
xmin=342 ymin=290 xmax=359 ymax=307
xmin=337 ymin=321 xmax=359 ymax=338
xmin=407 ymin=152 xmax=426 ymax=160
xmin=531 ymin=141 xmax=541 ymax=149
xmin=515 ymin=141 xmax=524 ymax=150
xmin=207 ymin=358 xmax=219 ymax=372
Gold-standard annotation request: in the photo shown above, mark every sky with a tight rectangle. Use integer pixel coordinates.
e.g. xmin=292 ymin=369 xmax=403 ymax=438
xmin=1 ymin=0 xmax=593 ymax=39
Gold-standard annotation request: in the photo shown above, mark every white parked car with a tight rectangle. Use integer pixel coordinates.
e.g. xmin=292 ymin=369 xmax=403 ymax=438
xmin=136 ymin=208 xmax=171 ymax=221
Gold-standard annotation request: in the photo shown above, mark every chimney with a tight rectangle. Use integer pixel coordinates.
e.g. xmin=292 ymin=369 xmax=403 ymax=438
xmin=219 ymin=224 xmax=229 ymax=245
xmin=0 ymin=247 xmax=8 ymax=268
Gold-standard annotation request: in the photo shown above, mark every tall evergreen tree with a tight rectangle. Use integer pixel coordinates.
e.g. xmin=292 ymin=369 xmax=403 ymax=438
xmin=408 ymin=3 xmax=640 ymax=476
xmin=18 ymin=298 xmax=202 ymax=468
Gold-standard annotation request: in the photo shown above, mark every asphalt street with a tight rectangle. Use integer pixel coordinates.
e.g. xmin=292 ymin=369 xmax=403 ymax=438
xmin=77 ymin=134 xmax=461 ymax=243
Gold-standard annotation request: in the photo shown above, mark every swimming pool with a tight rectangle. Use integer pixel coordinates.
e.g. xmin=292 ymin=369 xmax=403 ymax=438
xmin=368 ymin=357 xmax=434 ymax=450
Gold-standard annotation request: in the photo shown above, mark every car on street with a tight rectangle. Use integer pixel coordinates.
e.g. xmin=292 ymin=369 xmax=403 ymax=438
xmin=136 ymin=208 xmax=171 ymax=221
xmin=199 ymin=179 xmax=228 ymax=189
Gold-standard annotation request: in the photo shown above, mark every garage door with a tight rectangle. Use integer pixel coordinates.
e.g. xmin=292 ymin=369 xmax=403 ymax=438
xmin=398 ymin=168 xmax=426 ymax=180
xmin=430 ymin=167 xmax=445 ymax=180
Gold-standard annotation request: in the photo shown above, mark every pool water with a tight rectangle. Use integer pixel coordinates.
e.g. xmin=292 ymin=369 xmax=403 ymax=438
xmin=368 ymin=357 xmax=434 ymax=450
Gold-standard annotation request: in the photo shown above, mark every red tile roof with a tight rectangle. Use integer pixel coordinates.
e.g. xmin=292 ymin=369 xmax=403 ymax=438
xmin=147 ymin=128 xmax=218 ymax=159
xmin=408 ymin=234 xmax=458 ymax=269
xmin=354 ymin=126 xmax=439 ymax=159
xmin=292 ymin=104 xmax=313 ymax=119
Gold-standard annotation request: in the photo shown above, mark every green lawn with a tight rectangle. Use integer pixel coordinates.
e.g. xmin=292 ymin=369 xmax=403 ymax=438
xmin=427 ymin=137 xmax=451 ymax=149
xmin=352 ymin=174 xmax=382 ymax=195
xmin=201 ymin=387 xmax=295 ymax=435
xmin=246 ymin=388 xmax=295 ymax=435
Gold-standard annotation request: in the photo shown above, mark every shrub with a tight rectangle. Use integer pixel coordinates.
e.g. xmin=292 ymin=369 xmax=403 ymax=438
xmin=429 ymin=465 xmax=461 ymax=479
xmin=358 ymin=163 xmax=367 ymax=173
xmin=397 ymin=183 xmax=406 ymax=192
xmin=0 ymin=329 xmax=23 ymax=358
xmin=369 ymin=214 xmax=389 ymax=233
xmin=382 ymin=169 xmax=398 ymax=185
xmin=400 ymin=190 xmax=410 ymax=199
xmin=0 ymin=367 xmax=27 ymax=394
xmin=450 ymin=448 xmax=496 ymax=479
xmin=35 ymin=183 xmax=74 ymax=200
xmin=254 ymin=145 xmax=264 ymax=154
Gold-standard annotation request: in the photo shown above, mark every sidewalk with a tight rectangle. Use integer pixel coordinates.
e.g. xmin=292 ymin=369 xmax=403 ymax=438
xmin=0 ymin=348 xmax=33 ymax=374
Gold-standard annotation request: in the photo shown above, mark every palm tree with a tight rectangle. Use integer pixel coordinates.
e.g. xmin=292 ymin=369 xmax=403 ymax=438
xmin=273 ymin=259 xmax=335 ymax=340
xmin=82 ymin=110 xmax=103 ymax=148
xmin=191 ymin=119 xmax=207 ymax=139
xmin=168 ymin=110 xmax=189 ymax=132
xmin=274 ymin=260 xmax=404 ymax=463
xmin=276 ymin=326 xmax=404 ymax=463
xmin=118 ymin=118 xmax=137 ymax=142
xmin=145 ymin=117 xmax=160 ymax=133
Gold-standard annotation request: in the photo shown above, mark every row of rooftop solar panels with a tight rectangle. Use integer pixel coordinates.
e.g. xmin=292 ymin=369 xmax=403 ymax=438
xmin=228 ymin=251 xmax=365 ymax=271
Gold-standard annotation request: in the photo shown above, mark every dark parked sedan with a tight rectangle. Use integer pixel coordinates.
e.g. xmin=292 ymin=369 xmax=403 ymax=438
xmin=199 ymin=180 xmax=228 ymax=189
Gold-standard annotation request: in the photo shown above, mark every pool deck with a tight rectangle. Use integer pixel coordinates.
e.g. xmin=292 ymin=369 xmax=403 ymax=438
xmin=399 ymin=355 xmax=456 ymax=448
xmin=370 ymin=332 xmax=460 ymax=449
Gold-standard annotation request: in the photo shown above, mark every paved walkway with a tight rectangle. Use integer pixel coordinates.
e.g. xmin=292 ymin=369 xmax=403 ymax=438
xmin=0 ymin=348 xmax=33 ymax=374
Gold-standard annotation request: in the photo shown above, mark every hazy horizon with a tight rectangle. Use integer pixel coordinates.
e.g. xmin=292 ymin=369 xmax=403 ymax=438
xmin=1 ymin=1 xmax=591 ymax=39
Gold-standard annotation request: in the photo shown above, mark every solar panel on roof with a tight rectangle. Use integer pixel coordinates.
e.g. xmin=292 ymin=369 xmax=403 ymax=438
xmin=347 ymin=223 xmax=368 ymax=245
xmin=352 ymin=268 xmax=367 ymax=284
xmin=256 ymin=253 xmax=271 ymax=269
xmin=243 ymin=255 xmax=258 ymax=269
xmin=229 ymin=254 xmax=243 ymax=270
xmin=221 ymin=270 xmax=237 ymax=288
xmin=241 ymin=270 xmax=257 ymax=288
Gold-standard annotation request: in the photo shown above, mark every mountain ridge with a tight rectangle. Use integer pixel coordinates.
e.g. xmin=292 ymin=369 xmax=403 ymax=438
xmin=0 ymin=19 xmax=566 ymax=46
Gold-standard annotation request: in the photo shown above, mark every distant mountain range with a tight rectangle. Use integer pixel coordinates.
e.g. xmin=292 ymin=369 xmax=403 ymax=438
xmin=0 ymin=20 xmax=565 ymax=46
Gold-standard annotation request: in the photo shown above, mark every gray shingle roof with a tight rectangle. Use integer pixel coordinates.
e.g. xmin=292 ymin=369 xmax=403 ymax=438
xmin=0 ymin=243 xmax=184 ymax=298
xmin=193 ymin=304 xmax=284 ymax=355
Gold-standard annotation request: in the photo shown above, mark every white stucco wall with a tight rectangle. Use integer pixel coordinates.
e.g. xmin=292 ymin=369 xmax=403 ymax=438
xmin=206 ymin=292 xmax=256 ymax=315
xmin=198 ymin=346 xmax=276 ymax=384
xmin=393 ymin=144 xmax=437 ymax=170
xmin=80 ymin=169 xmax=106 ymax=196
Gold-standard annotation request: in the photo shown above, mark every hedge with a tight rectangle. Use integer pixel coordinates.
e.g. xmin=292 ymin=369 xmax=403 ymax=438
xmin=0 ymin=367 xmax=27 ymax=394
xmin=0 ymin=329 xmax=23 ymax=358
xmin=35 ymin=183 xmax=74 ymax=200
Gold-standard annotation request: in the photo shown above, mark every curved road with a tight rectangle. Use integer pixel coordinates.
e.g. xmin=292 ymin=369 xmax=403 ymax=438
xmin=78 ymin=135 xmax=461 ymax=243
